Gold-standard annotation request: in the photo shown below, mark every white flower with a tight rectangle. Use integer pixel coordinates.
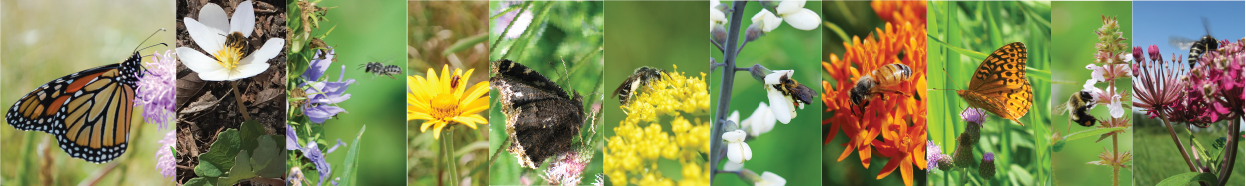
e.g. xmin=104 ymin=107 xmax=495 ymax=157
xmin=756 ymin=171 xmax=787 ymax=186
xmin=742 ymin=102 xmax=777 ymax=136
xmin=711 ymin=7 xmax=727 ymax=32
xmin=178 ymin=0 xmax=284 ymax=81
xmin=1082 ymin=79 xmax=1098 ymax=91
xmin=764 ymin=70 xmax=797 ymax=124
xmin=1109 ymin=93 xmax=1124 ymax=118
xmin=723 ymin=130 xmax=752 ymax=163
xmin=751 ymin=9 xmax=783 ymax=32
xmin=1085 ymin=64 xmax=1106 ymax=82
xmin=774 ymin=0 xmax=819 ymax=30
xmin=723 ymin=161 xmax=744 ymax=171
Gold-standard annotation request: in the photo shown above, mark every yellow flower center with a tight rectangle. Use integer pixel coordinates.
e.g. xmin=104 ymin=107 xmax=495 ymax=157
xmin=213 ymin=43 xmax=244 ymax=71
xmin=430 ymin=92 xmax=460 ymax=120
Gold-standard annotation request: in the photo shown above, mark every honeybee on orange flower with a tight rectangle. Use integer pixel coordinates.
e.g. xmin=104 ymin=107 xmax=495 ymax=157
xmin=849 ymin=63 xmax=914 ymax=113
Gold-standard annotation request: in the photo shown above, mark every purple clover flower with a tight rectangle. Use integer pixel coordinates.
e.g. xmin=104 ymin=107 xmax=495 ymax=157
xmin=137 ymin=50 xmax=177 ymax=130
xmin=156 ymin=129 xmax=176 ymax=179
xmin=286 ymin=124 xmax=347 ymax=186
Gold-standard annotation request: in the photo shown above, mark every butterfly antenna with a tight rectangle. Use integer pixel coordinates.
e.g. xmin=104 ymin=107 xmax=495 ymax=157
xmin=133 ymin=28 xmax=167 ymax=52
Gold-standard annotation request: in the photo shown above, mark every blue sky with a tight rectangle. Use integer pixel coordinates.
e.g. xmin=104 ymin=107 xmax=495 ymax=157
xmin=1135 ymin=1 xmax=1245 ymax=59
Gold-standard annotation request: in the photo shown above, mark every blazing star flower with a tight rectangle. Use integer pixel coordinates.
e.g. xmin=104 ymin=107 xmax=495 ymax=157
xmin=156 ymin=129 xmax=176 ymax=179
xmin=303 ymin=65 xmax=354 ymax=124
xmin=723 ymin=130 xmax=752 ymax=163
xmin=137 ymin=50 xmax=177 ymax=130
xmin=407 ymin=65 xmax=489 ymax=139
xmin=756 ymin=171 xmax=787 ymax=186
xmin=286 ymin=124 xmax=346 ymax=186
xmin=741 ymin=102 xmax=777 ymax=136
xmin=495 ymin=3 xmax=533 ymax=39
xmin=177 ymin=0 xmax=284 ymax=81
xmin=763 ymin=70 xmax=800 ymax=124
xmin=926 ymin=140 xmax=942 ymax=173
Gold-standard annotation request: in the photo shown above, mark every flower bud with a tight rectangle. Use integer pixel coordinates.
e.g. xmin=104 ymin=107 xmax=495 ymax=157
xmin=713 ymin=25 xmax=729 ymax=46
xmin=937 ymin=154 xmax=955 ymax=171
xmin=979 ymin=152 xmax=996 ymax=177
xmin=952 ymin=135 xmax=977 ymax=168
xmin=746 ymin=24 xmax=764 ymax=43
xmin=965 ymin=121 xmax=981 ymax=144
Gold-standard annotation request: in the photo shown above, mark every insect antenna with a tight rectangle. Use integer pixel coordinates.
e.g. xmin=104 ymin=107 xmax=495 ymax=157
xmin=133 ymin=28 xmax=166 ymax=53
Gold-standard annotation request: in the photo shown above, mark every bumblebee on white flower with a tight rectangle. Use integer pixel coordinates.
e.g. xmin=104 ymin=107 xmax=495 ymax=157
xmin=177 ymin=0 xmax=285 ymax=81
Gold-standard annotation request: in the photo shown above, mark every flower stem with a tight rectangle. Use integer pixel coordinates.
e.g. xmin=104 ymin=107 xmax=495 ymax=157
xmin=230 ymin=81 xmax=252 ymax=121
xmin=710 ymin=1 xmax=748 ymax=180
xmin=1112 ymin=133 xmax=1119 ymax=186
xmin=1160 ymin=111 xmax=1199 ymax=173
xmin=1217 ymin=119 xmax=1240 ymax=186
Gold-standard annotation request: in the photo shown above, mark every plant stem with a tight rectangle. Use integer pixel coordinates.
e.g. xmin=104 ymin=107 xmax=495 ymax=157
xmin=710 ymin=1 xmax=747 ymax=180
xmin=1160 ymin=111 xmax=1199 ymax=173
xmin=1112 ymin=134 xmax=1119 ymax=186
xmin=1217 ymin=119 xmax=1241 ymax=186
xmin=230 ymin=81 xmax=252 ymax=121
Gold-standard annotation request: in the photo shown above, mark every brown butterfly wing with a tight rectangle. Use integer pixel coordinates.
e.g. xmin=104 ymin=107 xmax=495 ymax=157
xmin=960 ymin=42 xmax=1031 ymax=125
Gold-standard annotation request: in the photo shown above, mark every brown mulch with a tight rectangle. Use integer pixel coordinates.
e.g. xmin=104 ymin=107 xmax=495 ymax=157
xmin=173 ymin=0 xmax=287 ymax=185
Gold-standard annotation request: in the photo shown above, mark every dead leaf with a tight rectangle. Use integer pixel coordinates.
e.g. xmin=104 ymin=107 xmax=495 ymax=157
xmin=180 ymin=92 xmax=219 ymax=114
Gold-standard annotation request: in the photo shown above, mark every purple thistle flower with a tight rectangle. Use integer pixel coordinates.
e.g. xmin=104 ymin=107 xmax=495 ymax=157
xmin=960 ymin=107 xmax=986 ymax=124
xmin=137 ymin=50 xmax=177 ymax=130
xmin=156 ymin=129 xmax=176 ymax=179
xmin=303 ymin=65 xmax=355 ymax=124
xmin=286 ymin=124 xmax=347 ymax=186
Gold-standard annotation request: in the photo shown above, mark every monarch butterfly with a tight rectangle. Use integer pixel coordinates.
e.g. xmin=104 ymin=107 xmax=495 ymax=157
xmin=5 ymin=31 xmax=166 ymax=163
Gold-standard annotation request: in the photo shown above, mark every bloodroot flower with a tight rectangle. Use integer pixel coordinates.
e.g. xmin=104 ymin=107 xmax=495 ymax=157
xmin=407 ymin=65 xmax=489 ymax=139
xmin=177 ymin=0 xmax=284 ymax=81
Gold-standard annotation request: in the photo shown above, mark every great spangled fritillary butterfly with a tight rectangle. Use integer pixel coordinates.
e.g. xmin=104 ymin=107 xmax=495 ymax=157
xmin=956 ymin=42 xmax=1032 ymax=126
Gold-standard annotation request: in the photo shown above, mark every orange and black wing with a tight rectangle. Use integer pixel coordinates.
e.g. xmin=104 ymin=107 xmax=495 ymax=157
xmin=6 ymin=63 xmax=137 ymax=163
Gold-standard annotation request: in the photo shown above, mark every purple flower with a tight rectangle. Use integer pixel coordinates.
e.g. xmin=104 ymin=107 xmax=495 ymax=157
xmin=302 ymin=48 xmax=335 ymax=82
xmin=156 ymin=129 xmax=176 ymax=179
xmin=137 ymin=50 xmax=177 ymax=130
xmin=1133 ymin=46 xmax=1144 ymax=62
xmin=960 ymin=107 xmax=986 ymax=124
xmin=494 ymin=4 xmax=533 ymax=39
xmin=926 ymin=140 xmax=942 ymax=173
xmin=1148 ymin=45 xmax=1162 ymax=62
xmin=1170 ymin=39 xmax=1245 ymax=126
xmin=303 ymin=65 xmax=355 ymax=124
xmin=286 ymin=124 xmax=347 ymax=186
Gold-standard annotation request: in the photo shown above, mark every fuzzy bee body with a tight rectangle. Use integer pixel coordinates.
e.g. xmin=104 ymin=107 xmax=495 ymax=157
xmin=1187 ymin=35 xmax=1218 ymax=67
xmin=773 ymin=73 xmax=817 ymax=108
xmin=359 ymin=62 xmax=402 ymax=79
xmin=611 ymin=66 xmax=665 ymax=106
xmin=1054 ymin=90 xmax=1099 ymax=131
xmin=849 ymin=63 xmax=914 ymax=112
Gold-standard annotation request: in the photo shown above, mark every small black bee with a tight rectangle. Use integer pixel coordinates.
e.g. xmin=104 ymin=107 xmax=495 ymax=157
xmin=1170 ymin=17 xmax=1218 ymax=68
xmin=611 ymin=66 xmax=665 ymax=106
xmin=359 ymin=62 xmax=402 ymax=79
xmin=1054 ymin=90 xmax=1099 ymax=132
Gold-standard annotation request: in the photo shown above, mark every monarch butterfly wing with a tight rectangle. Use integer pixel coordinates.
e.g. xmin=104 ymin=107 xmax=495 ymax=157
xmin=4 ymin=64 xmax=136 ymax=163
xmin=964 ymin=42 xmax=1031 ymax=123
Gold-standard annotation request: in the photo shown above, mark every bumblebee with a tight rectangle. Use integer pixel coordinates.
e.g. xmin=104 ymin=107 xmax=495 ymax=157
xmin=772 ymin=72 xmax=817 ymax=109
xmin=849 ymin=63 xmax=914 ymax=113
xmin=1054 ymin=89 xmax=1099 ymax=131
xmin=359 ymin=61 xmax=402 ymax=79
xmin=611 ymin=66 xmax=665 ymax=106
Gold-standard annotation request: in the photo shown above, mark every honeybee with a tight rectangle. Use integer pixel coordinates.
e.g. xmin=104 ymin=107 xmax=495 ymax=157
xmin=359 ymin=61 xmax=402 ymax=79
xmin=1053 ymin=89 xmax=1099 ymax=131
xmin=1170 ymin=17 xmax=1218 ymax=67
xmin=611 ymin=66 xmax=665 ymax=106
xmin=849 ymin=63 xmax=914 ymax=113
xmin=772 ymin=72 xmax=817 ymax=109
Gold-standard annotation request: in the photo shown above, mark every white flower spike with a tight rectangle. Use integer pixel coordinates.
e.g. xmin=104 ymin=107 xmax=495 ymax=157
xmin=775 ymin=0 xmax=819 ymax=30
xmin=756 ymin=171 xmax=787 ymax=186
xmin=764 ymin=70 xmax=798 ymax=124
xmin=723 ymin=130 xmax=752 ymax=163
xmin=742 ymin=102 xmax=777 ymax=136
xmin=178 ymin=0 xmax=285 ymax=81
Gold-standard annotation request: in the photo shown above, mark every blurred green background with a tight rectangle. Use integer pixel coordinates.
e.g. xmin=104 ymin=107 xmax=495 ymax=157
xmin=819 ymin=1 xmax=922 ymax=185
xmin=487 ymin=1 xmax=605 ymax=185
xmin=1049 ymin=2 xmax=1134 ymax=185
xmin=927 ymin=1 xmax=1052 ymax=185
xmin=303 ymin=0 xmax=407 ymax=185
xmin=0 ymin=0 xmax=176 ymax=185
xmin=709 ymin=1 xmax=823 ymax=186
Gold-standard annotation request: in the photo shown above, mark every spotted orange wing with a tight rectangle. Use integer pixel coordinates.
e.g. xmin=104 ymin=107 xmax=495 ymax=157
xmin=956 ymin=42 xmax=1032 ymax=126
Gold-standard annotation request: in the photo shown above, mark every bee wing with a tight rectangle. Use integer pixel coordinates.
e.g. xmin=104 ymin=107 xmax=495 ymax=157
xmin=611 ymin=75 xmax=639 ymax=99
xmin=1052 ymin=102 xmax=1072 ymax=115
xmin=1170 ymin=36 xmax=1197 ymax=51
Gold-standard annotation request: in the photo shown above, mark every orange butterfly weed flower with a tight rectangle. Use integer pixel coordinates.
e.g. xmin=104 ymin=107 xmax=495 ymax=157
xmin=874 ymin=120 xmax=927 ymax=186
xmin=871 ymin=0 xmax=927 ymax=28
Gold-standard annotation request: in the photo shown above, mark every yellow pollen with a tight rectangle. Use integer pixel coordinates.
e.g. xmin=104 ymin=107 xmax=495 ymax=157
xmin=213 ymin=43 xmax=244 ymax=70
xmin=430 ymin=93 xmax=460 ymax=120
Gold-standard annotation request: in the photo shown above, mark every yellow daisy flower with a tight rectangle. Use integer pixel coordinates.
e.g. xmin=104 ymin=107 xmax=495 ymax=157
xmin=408 ymin=64 xmax=489 ymax=139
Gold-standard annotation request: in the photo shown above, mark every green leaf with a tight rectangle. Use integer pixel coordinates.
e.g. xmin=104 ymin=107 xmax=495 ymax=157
xmin=252 ymin=135 xmax=286 ymax=178
xmin=927 ymin=35 xmax=988 ymax=60
xmin=221 ymin=150 xmax=256 ymax=186
xmin=183 ymin=177 xmax=217 ymax=186
xmin=1156 ymin=172 xmax=1217 ymax=186
xmin=240 ymin=120 xmax=265 ymax=151
xmin=444 ymin=33 xmax=489 ymax=55
xmin=195 ymin=129 xmax=241 ymax=177
xmin=1213 ymin=137 xmax=1227 ymax=150
xmin=1061 ymin=127 xmax=1126 ymax=142
xmin=339 ymin=125 xmax=367 ymax=186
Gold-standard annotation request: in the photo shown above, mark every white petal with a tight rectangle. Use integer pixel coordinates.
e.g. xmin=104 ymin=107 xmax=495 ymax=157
xmin=744 ymin=102 xmax=776 ymax=136
xmin=776 ymin=0 xmax=806 ymax=15
xmin=757 ymin=171 xmax=787 ymax=186
xmin=229 ymin=61 xmax=269 ymax=81
xmin=728 ymin=110 xmax=741 ymax=128
xmin=1086 ymin=64 xmax=1106 ymax=82
xmin=1109 ymin=94 xmax=1124 ymax=118
xmin=764 ymin=70 xmax=794 ymax=84
xmin=711 ymin=9 xmax=727 ymax=32
xmin=196 ymin=2 xmax=230 ymax=35
xmin=722 ymin=130 xmax=747 ymax=142
xmin=177 ymin=47 xmax=229 ymax=81
xmin=739 ymin=142 xmax=752 ymax=160
xmin=751 ymin=9 xmax=781 ymax=32
xmin=1082 ymin=79 xmax=1098 ymax=91
xmin=239 ymin=38 xmax=285 ymax=67
xmin=723 ymin=161 xmax=744 ymax=171
xmin=727 ymin=142 xmax=745 ymax=163
xmin=183 ymin=17 xmax=225 ymax=53
xmin=230 ymin=0 xmax=255 ymax=37
xmin=766 ymin=86 xmax=794 ymax=124
xmin=711 ymin=0 xmax=721 ymax=8
xmin=782 ymin=9 xmax=820 ymax=31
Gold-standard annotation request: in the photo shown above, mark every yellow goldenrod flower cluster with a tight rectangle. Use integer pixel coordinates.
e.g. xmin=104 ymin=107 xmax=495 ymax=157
xmin=605 ymin=65 xmax=712 ymax=186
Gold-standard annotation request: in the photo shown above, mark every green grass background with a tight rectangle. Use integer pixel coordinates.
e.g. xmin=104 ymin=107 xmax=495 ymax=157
xmin=1048 ymin=2 xmax=1134 ymax=185
xmin=927 ymin=1 xmax=1052 ymax=185
xmin=305 ymin=0 xmax=407 ymax=185
xmin=0 ymin=0 xmax=176 ymax=185
xmin=709 ymin=1 xmax=823 ymax=186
